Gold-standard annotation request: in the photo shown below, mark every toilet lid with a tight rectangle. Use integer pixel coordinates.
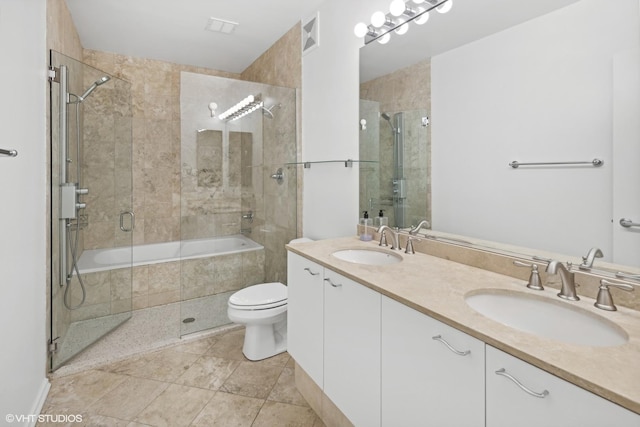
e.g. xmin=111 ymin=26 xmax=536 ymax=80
xmin=229 ymin=282 xmax=287 ymax=309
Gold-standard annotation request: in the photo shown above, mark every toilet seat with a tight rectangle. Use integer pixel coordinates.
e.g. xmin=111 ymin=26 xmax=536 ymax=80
xmin=228 ymin=282 xmax=287 ymax=310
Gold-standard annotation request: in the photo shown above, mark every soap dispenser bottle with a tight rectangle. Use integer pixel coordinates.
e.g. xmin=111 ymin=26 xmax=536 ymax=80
xmin=375 ymin=209 xmax=388 ymax=227
xmin=360 ymin=211 xmax=372 ymax=241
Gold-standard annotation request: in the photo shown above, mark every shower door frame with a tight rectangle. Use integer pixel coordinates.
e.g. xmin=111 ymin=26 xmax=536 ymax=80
xmin=49 ymin=50 xmax=134 ymax=371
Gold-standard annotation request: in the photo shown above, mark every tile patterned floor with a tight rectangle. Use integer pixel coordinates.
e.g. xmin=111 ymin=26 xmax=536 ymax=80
xmin=39 ymin=329 xmax=325 ymax=426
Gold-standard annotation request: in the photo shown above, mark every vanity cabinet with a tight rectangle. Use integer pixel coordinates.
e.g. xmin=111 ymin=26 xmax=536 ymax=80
xmin=287 ymin=252 xmax=381 ymax=427
xmin=287 ymin=252 xmax=324 ymax=386
xmin=486 ymin=345 xmax=639 ymax=427
xmin=381 ymin=296 xmax=485 ymax=427
xmin=287 ymin=250 xmax=640 ymax=427
xmin=324 ymin=268 xmax=381 ymax=427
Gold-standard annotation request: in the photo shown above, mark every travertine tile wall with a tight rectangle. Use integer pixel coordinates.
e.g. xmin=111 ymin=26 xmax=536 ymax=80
xmin=82 ymin=50 xmax=240 ymax=249
xmin=241 ymin=23 xmax=303 ymax=240
xmin=360 ymin=59 xmax=432 ymax=228
xmin=241 ymin=24 xmax=301 ymax=93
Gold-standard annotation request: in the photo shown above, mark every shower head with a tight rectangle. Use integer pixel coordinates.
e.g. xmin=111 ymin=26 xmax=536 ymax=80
xmin=381 ymin=112 xmax=397 ymax=132
xmin=78 ymin=75 xmax=111 ymax=102
xmin=262 ymin=103 xmax=281 ymax=119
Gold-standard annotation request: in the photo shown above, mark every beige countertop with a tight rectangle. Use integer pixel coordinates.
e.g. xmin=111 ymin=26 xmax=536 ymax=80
xmin=286 ymin=236 xmax=640 ymax=415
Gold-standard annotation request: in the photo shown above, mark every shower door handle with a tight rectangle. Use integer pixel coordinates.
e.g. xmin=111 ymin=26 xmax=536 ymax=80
xmin=120 ymin=211 xmax=135 ymax=232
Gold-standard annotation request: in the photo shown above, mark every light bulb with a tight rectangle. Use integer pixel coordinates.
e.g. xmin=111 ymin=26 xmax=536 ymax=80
xmin=371 ymin=11 xmax=386 ymax=27
xmin=395 ymin=23 xmax=409 ymax=35
xmin=354 ymin=22 xmax=368 ymax=38
xmin=415 ymin=8 xmax=429 ymax=24
xmin=412 ymin=0 xmax=425 ymax=3
xmin=247 ymin=95 xmax=254 ymax=103
xmin=436 ymin=0 xmax=452 ymax=14
xmin=377 ymin=33 xmax=391 ymax=44
xmin=389 ymin=0 xmax=406 ymax=17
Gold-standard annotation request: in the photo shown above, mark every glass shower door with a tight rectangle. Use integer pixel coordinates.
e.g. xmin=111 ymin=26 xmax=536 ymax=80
xmin=50 ymin=51 xmax=133 ymax=371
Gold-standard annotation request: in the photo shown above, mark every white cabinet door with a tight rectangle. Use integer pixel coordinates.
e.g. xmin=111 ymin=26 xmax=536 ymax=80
xmin=324 ymin=268 xmax=381 ymax=427
xmin=486 ymin=346 xmax=640 ymax=427
xmin=287 ymin=252 xmax=324 ymax=386
xmin=381 ymin=296 xmax=485 ymax=427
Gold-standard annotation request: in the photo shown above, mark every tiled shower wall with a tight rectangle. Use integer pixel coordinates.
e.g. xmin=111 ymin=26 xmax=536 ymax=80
xmin=360 ymin=59 xmax=432 ymax=227
xmin=82 ymin=50 xmax=240 ymax=250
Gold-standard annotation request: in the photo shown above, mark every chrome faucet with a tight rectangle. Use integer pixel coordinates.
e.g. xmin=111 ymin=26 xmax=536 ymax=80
xmin=546 ymin=261 xmax=579 ymax=301
xmin=378 ymin=225 xmax=399 ymax=250
xmin=409 ymin=220 xmax=431 ymax=235
xmin=579 ymin=247 xmax=603 ymax=270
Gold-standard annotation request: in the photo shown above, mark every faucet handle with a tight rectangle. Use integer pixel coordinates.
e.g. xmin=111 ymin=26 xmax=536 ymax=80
xmin=405 ymin=237 xmax=420 ymax=254
xmin=595 ymin=279 xmax=634 ymax=311
xmin=513 ymin=261 xmax=544 ymax=290
xmin=379 ymin=232 xmax=388 ymax=247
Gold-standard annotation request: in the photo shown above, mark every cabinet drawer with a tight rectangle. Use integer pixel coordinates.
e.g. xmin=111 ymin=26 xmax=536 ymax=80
xmin=486 ymin=345 xmax=639 ymax=427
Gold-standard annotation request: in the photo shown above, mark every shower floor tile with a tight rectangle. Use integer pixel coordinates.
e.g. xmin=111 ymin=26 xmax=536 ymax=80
xmin=52 ymin=299 xmax=238 ymax=377
xmin=40 ymin=329 xmax=325 ymax=427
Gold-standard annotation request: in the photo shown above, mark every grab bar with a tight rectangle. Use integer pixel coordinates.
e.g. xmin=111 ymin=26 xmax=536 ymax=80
xmin=0 ymin=148 xmax=18 ymax=157
xmin=509 ymin=159 xmax=603 ymax=168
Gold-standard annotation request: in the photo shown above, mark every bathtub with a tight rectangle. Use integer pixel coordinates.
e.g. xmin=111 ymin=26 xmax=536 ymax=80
xmin=76 ymin=234 xmax=263 ymax=274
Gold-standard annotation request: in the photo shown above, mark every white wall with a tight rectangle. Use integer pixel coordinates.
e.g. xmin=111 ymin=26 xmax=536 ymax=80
xmin=0 ymin=0 xmax=50 ymax=423
xmin=301 ymin=0 xmax=389 ymax=239
xmin=431 ymin=0 xmax=640 ymax=258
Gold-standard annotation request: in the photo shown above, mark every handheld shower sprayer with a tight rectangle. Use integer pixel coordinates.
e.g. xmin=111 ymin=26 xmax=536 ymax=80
xmin=70 ymin=75 xmax=111 ymax=103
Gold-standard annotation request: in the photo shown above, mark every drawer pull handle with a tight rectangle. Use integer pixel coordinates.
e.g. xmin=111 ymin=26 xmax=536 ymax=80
xmin=432 ymin=335 xmax=470 ymax=356
xmin=324 ymin=278 xmax=342 ymax=288
xmin=495 ymin=368 xmax=549 ymax=398
xmin=304 ymin=267 xmax=319 ymax=276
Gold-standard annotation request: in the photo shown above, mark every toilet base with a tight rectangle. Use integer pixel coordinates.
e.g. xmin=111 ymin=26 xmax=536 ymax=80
xmin=242 ymin=316 xmax=287 ymax=361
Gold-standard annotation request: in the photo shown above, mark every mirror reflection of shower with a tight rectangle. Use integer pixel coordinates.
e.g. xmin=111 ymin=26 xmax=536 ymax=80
xmin=381 ymin=112 xmax=407 ymax=228
xmin=58 ymin=65 xmax=112 ymax=310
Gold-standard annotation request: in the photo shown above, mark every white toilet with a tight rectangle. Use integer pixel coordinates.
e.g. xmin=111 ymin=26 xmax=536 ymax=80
xmin=227 ymin=237 xmax=312 ymax=361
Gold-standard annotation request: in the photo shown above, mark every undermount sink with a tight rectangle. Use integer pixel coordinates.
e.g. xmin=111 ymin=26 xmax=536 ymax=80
xmin=465 ymin=289 xmax=628 ymax=347
xmin=331 ymin=248 xmax=402 ymax=265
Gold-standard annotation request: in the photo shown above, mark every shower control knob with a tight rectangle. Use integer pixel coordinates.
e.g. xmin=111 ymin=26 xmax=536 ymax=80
xmin=76 ymin=203 xmax=86 ymax=210
xmin=76 ymin=188 xmax=89 ymax=195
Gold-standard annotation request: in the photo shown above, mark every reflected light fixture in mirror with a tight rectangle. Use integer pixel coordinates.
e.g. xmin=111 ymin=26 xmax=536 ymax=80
xmin=218 ymin=94 xmax=263 ymax=121
xmin=354 ymin=0 xmax=452 ymax=45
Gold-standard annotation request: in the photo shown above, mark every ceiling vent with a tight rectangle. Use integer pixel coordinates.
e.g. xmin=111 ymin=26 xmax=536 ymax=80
xmin=205 ymin=17 xmax=239 ymax=34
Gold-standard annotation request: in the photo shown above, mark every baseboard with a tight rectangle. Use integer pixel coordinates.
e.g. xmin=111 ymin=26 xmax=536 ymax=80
xmin=26 ymin=378 xmax=51 ymax=427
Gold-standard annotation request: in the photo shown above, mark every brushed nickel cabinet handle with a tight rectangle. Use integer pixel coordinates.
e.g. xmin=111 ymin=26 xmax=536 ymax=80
xmin=495 ymin=368 xmax=549 ymax=398
xmin=304 ymin=267 xmax=319 ymax=276
xmin=432 ymin=335 xmax=470 ymax=356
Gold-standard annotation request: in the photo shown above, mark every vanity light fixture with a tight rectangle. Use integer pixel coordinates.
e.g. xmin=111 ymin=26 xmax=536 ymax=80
xmin=354 ymin=0 xmax=452 ymax=45
xmin=218 ymin=94 xmax=263 ymax=121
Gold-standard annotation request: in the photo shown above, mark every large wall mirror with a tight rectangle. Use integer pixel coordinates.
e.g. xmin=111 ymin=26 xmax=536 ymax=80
xmin=359 ymin=0 xmax=640 ymax=272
